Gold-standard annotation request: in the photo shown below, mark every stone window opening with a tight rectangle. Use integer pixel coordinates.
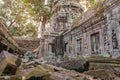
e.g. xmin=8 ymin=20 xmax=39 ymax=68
xmin=69 ymin=46 xmax=72 ymax=53
xmin=48 ymin=43 xmax=55 ymax=53
xmin=112 ymin=29 xmax=119 ymax=49
xmin=77 ymin=39 xmax=82 ymax=55
xmin=64 ymin=43 xmax=68 ymax=52
xmin=91 ymin=32 xmax=100 ymax=54
xmin=51 ymin=44 xmax=55 ymax=53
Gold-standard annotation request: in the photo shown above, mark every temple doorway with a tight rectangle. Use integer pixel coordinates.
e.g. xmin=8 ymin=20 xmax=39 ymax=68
xmin=91 ymin=32 xmax=100 ymax=54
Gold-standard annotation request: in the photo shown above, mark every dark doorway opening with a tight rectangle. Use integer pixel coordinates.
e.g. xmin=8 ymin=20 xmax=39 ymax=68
xmin=8 ymin=48 xmax=14 ymax=53
xmin=27 ymin=76 xmax=45 ymax=80
xmin=77 ymin=39 xmax=82 ymax=55
xmin=112 ymin=29 xmax=119 ymax=49
xmin=0 ymin=42 xmax=7 ymax=53
xmin=2 ymin=65 xmax=17 ymax=76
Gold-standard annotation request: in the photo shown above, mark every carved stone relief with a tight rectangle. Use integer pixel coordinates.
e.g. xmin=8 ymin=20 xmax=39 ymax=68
xmin=103 ymin=25 xmax=110 ymax=52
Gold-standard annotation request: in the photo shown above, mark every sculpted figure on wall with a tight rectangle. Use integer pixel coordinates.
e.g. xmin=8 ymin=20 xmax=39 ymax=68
xmin=103 ymin=25 xmax=110 ymax=52
xmin=109 ymin=19 xmax=120 ymax=49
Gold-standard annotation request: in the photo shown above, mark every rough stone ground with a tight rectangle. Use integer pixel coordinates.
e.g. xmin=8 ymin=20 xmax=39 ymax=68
xmin=50 ymin=56 xmax=120 ymax=80
xmin=1 ymin=51 xmax=120 ymax=80
xmin=0 ymin=51 xmax=95 ymax=80
xmin=0 ymin=63 xmax=95 ymax=80
xmin=52 ymin=60 xmax=89 ymax=73
xmin=85 ymin=56 xmax=120 ymax=80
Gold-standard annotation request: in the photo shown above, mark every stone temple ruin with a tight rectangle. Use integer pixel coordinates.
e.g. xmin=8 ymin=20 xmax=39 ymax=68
xmin=0 ymin=0 xmax=120 ymax=80
xmin=0 ymin=16 xmax=95 ymax=80
xmin=40 ymin=0 xmax=120 ymax=58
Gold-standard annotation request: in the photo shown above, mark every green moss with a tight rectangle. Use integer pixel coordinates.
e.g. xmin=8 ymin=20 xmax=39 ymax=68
xmin=72 ymin=1 xmax=104 ymax=28
xmin=89 ymin=62 xmax=120 ymax=70
xmin=11 ymin=75 xmax=22 ymax=80
xmin=76 ymin=57 xmax=86 ymax=60
xmin=116 ymin=56 xmax=120 ymax=60
xmin=88 ymin=55 xmax=112 ymax=61
xmin=89 ymin=63 xmax=98 ymax=70
xmin=72 ymin=14 xmax=83 ymax=27
xmin=63 ymin=56 xmax=70 ymax=61
xmin=71 ymin=76 xmax=80 ymax=80
xmin=84 ymin=69 xmax=116 ymax=79
xmin=26 ymin=66 xmax=49 ymax=79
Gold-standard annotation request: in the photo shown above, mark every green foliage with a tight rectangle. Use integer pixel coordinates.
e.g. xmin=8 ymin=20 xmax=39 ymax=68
xmin=0 ymin=0 xmax=38 ymax=37
xmin=9 ymin=23 xmax=38 ymax=37
xmin=81 ymin=0 xmax=100 ymax=9
xmin=0 ymin=0 xmax=101 ymax=37
xmin=72 ymin=0 xmax=103 ymax=28
xmin=20 ymin=0 xmax=53 ymax=33
xmin=25 ymin=23 xmax=38 ymax=37
xmin=21 ymin=0 xmax=52 ymax=22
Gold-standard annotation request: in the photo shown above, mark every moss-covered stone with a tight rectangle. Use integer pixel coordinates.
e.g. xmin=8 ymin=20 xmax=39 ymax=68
xmin=0 ymin=51 xmax=17 ymax=76
xmin=84 ymin=69 xmax=116 ymax=80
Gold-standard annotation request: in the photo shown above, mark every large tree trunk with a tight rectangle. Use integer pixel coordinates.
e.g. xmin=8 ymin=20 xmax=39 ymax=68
xmin=41 ymin=16 xmax=47 ymax=33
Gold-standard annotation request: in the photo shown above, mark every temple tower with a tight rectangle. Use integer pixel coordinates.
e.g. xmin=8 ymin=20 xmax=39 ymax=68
xmin=50 ymin=0 xmax=83 ymax=33
xmin=47 ymin=0 xmax=84 ymax=57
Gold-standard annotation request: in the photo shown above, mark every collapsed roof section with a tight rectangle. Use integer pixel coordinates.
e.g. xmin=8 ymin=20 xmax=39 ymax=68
xmin=0 ymin=20 xmax=21 ymax=54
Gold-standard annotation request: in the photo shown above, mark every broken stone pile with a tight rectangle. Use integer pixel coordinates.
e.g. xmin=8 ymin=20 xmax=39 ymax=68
xmin=84 ymin=56 xmax=120 ymax=80
xmin=22 ymin=51 xmax=40 ymax=63
xmin=1 ymin=51 xmax=120 ymax=80
xmin=50 ymin=56 xmax=120 ymax=80
xmin=0 ymin=51 xmax=95 ymax=80
xmin=0 ymin=51 xmax=18 ymax=76
xmin=21 ymin=64 xmax=94 ymax=80
xmin=52 ymin=60 xmax=89 ymax=73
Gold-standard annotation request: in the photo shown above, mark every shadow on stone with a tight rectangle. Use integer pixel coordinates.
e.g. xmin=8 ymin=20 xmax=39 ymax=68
xmin=27 ymin=76 xmax=45 ymax=80
xmin=2 ymin=65 xmax=17 ymax=76
xmin=0 ymin=51 xmax=18 ymax=76
xmin=53 ymin=60 xmax=89 ymax=73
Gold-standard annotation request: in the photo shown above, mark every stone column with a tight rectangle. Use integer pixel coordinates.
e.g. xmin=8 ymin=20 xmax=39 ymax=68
xmin=107 ymin=21 xmax=113 ymax=54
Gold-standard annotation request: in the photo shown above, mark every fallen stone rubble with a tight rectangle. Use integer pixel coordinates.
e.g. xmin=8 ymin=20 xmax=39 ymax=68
xmin=85 ymin=56 xmax=120 ymax=80
xmin=1 ymin=51 xmax=120 ymax=80
xmin=20 ymin=64 xmax=94 ymax=80
xmin=52 ymin=60 xmax=89 ymax=73
xmin=0 ymin=51 xmax=18 ymax=76
xmin=0 ymin=51 xmax=95 ymax=80
xmin=50 ymin=56 xmax=120 ymax=80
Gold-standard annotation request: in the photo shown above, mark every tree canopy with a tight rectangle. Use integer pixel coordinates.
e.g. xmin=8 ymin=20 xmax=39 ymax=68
xmin=0 ymin=0 xmax=98 ymax=37
xmin=0 ymin=0 xmax=38 ymax=37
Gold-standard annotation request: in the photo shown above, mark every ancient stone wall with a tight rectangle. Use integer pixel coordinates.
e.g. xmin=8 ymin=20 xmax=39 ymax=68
xmin=15 ymin=38 xmax=40 ymax=52
xmin=103 ymin=0 xmax=120 ymax=57
xmin=63 ymin=0 xmax=120 ymax=58
xmin=41 ymin=0 xmax=120 ymax=58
